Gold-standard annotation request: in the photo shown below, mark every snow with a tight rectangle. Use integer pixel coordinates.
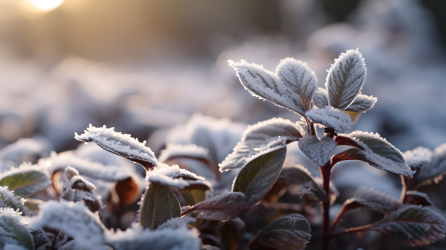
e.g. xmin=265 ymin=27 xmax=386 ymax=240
xmin=325 ymin=49 xmax=367 ymax=110
xmin=351 ymin=186 xmax=401 ymax=214
xmin=3 ymin=244 xmax=27 ymax=250
xmin=75 ymin=124 xmax=157 ymax=167
xmin=157 ymin=217 xmax=196 ymax=230
xmin=0 ymin=138 xmax=51 ymax=168
xmin=158 ymin=144 xmax=211 ymax=163
xmin=28 ymin=200 xmax=108 ymax=250
xmin=403 ymin=146 xmax=433 ymax=170
xmin=298 ymin=135 xmax=337 ymax=166
xmin=312 ymin=87 xmax=328 ymax=108
xmin=229 ymin=59 xmax=312 ymax=116
xmin=219 ymin=117 xmax=305 ymax=171
xmin=0 ymin=163 xmax=52 ymax=198
xmin=106 ymin=223 xmax=200 ymax=250
xmin=305 ymin=106 xmax=352 ymax=133
xmin=146 ymin=164 xmax=212 ymax=191
xmin=0 ymin=186 xmax=28 ymax=215
xmin=276 ymin=57 xmax=317 ymax=113
xmin=345 ymin=94 xmax=377 ymax=112
xmin=344 ymin=131 xmax=415 ymax=177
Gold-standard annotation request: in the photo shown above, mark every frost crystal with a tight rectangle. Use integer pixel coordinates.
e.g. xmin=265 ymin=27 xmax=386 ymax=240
xmin=75 ymin=124 xmax=157 ymax=168
xmin=326 ymin=49 xmax=367 ymax=110
xmin=158 ymin=144 xmax=211 ymax=163
xmin=157 ymin=217 xmax=196 ymax=230
xmin=146 ymin=164 xmax=212 ymax=191
xmin=305 ymin=106 xmax=352 ymax=133
xmin=28 ymin=200 xmax=108 ymax=250
xmin=345 ymin=94 xmax=377 ymax=112
xmin=403 ymin=147 xmax=433 ymax=170
xmin=0 ymin=208 xmax=34 ymax=250
xmin=0 ymin=187 xmax=28 ymax=215
xmin=220 ymin=118 xmax=304 ymax=172
xmin=298 ymin=135 xmax=337 ymax=166
xmin=229 ymin=58 xmax=317 ymax=116
xmin=352 ymin=186 xmax=401 ymax=214
xmin=0 ymin=138 xmax=50 ymax=168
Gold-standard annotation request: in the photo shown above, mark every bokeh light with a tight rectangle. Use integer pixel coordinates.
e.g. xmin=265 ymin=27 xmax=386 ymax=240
xmin=27 ymin=0 xmax=64 ymax=11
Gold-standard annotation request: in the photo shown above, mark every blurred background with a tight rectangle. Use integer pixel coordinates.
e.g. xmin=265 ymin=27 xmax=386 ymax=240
xmin=0 ymin=0 xmax=446 ymax=248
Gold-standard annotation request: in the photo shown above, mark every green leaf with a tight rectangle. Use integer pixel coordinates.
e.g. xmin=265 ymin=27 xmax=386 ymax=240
xmin=334 ymin=131 xmax=414 ymax=177
xmin=220 ymin=218 xmax=245 ymax=250
xmin=23 ymin=199 xmax=44 ymax=214
xmin=232 ymin=147 xmax=287 ymax=207
xmin=326 ymin=49 xmax=366 ymax=110
xmin=0 ymin=164 xmax=51 ymax=197
xmin=140 ymin=183 xmax=181 ymax=230
xmin=247 ymin=214 xmax=311 ymax=250
xmin=181 ymin=192 xmax=246 ymax=220
xmin=369 ymin=205 xmax=446 ymax=246
xmin=0 ymin=208 xmax=34 ymax=250
xmin=180 ymin=187 xmax=206 ymax=206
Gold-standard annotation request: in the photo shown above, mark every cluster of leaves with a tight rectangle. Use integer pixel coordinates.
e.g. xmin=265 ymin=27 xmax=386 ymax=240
xmin=1 ymin=49 xmax=446 ymax=250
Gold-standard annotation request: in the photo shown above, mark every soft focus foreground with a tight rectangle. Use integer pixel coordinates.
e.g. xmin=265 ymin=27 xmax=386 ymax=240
xmin=0 ymin=0 xmax=446 ymax=249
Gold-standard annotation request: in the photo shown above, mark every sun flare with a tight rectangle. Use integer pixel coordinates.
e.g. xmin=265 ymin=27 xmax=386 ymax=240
xmin=28 ymin=0 xmax=64 ymax=11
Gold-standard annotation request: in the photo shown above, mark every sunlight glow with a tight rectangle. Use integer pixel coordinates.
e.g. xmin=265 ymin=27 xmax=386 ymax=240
xmin=28 ymin=0 xmax=64 ymax=11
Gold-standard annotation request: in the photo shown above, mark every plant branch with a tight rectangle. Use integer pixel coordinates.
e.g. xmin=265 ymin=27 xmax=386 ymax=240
xmin=327 ymin=224 xmax=372 ymax=239
xmin=320 ymin=160 xmax=332 ymax=250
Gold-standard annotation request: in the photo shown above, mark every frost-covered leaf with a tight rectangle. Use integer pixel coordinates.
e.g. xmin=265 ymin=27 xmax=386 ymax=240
xmin=220 ymin=218 xmax=245 ymax=250
xmin=229 ymin=58 xmax=317 ymax=116
xmin=166 ymin=113 xmax=245 ymax=166
xmin=312 ymin=87 xmax=328 ymax=109
xmin=247 ymin=214 xmax=311 ymax=250
xmin=408 ymin=144 xmax=446 ymax=190
xmin=232 ymin=147 xmax=287 ymax=207
xmin=0 ymin=208 xmax=34 ymax=250
xmin=220 ymin=118 xmax=304 ymax=172
xmin=75 ymin=124 xmax=157 ymax=170
xmin=298 ymin=135 xmax=337 ymax=166
xmin=403 ymin=191 xmax=434 ymax=206
xmin=201 ymin=245 xmax=221 ymax=250
xmin=159 ymin=144 xmax=219 ymax=181
xmin=147 ymin=164 xmax=212 ymax=192
xmin=334 ymin=131 xmax=414 ymax=177
xmin=3 ymin=244 xmax=28 ymax=250
xmin=344 ymin=94 xmax=377 ymax=112
xmin=181 ymin=192 xmax=246 ymax=220
xmin=0 ymin=163 xmax=51 ymax=198
xmin=306 ymin=106 xmax=352 ymax=133
xmin=326 ymin=49 xmax=367 ymax=110
xmin=41 ymin=151 xmax=142 ymax=206
xmin=368 ymin=205 xmax=446 ymax=246
xmin=23 ymin=199 xmax=43 ymax=215
xmin=333 ymin=187 xmax=401 ymax=230
xmin=59 ymin=167 xmax=103 ymax=214
xmin=0 ymin=187 xmax=28 ymax=215
xmin=28 ymin=200 xmax=108 ymax=250
xmin=106 ymin=223 xmax=200 ymax=250
xmin=140 ymin=183 xmax=181 ymax=230
xmin=277 ymin=165 xmax=327 ymax=202
xmin=0 ymin=138 xmax=50 ymax=168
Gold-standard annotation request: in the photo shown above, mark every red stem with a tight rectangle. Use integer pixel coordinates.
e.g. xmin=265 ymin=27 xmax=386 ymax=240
xmin=320 ymin=161 xmax=332 ymax=250
xmin=327 ymin=224 xmax=372 ymax=239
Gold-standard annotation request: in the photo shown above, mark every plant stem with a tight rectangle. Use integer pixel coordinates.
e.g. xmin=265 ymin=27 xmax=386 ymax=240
xmin=320 ymin=161 xmax=332 ymax=250
xmin=327 ymin=224 xmax=372 ymax=238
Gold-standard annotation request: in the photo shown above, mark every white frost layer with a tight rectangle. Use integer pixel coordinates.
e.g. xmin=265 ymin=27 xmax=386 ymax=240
xmin=305 ymin=106 xmax=352 ymax=133
xmin=147 ymin=164 xmax=212 ymax=191
xmin=403 ymin=146 xmax=433 ymax=170
xmin=345 ymin=93 xmax=377 ymax=112
xmin=298 ymin=135 xmax=337 ymax=166
xmin=0 ymin=208 xmax=33 ymax=250
xmin=219 ymin=117 xmax=305 ymax=172
xmin=157 ymin=217 xmax=196 ymax=230
xmin=325 ymin=49 xmax=367 ymax=110
xmin=345 ymin=131 xmax=414 ymax=177
xmin=75 ymin=124 xmax=157 ymax=167
xmin=4 ymin=244 xmax=27 ymax=250
xmin=0 ymin=138 xmax=50 ymax=168
xmin=0 ymin=186 xmax=28 ymax=215
xmin=158 ymin=144 xmax=211 ymax=163
xmin=229 ymin=59 xmax=316 ymax=116
xmin=28 ymin=200 xmax=108 ymax=250
xmin=106 ymin=223 xmax=200 ymax=250
xmin=352 ymin=186 xmax=401 ymax=214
